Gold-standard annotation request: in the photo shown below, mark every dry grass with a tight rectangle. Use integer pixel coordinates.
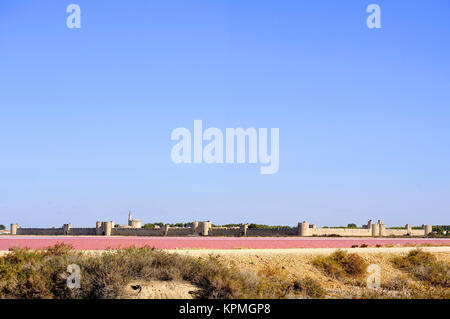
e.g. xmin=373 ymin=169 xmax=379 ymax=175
xmin=0 ymin=244 xmax=325 ymax=299
xmin=292 ymin=277 xmax=326 ymax=298
xmin=212 ymin=250 xmax=450 ymax=299
xmin=1 ymin=245 xmax=449 ymax=299
xmin=312 ymin=250 xmax=368 ymax=279
xmin=0 ymin=244 xmax=249 ymax=299
xmin=391 ymin=249 xmax=449 ymax=287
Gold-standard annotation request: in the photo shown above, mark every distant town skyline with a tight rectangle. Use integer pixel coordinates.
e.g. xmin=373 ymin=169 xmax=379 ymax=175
xmin=1 ymin=1 xmax=449 ymax=227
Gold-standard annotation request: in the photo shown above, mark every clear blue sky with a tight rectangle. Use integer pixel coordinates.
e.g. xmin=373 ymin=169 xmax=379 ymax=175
xmin=1 ymin=0 xmax=449 ymax=227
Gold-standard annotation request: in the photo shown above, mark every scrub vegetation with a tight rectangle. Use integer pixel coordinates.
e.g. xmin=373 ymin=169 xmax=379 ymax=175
xmin=0 ymin=245 xmax=448 ymax=299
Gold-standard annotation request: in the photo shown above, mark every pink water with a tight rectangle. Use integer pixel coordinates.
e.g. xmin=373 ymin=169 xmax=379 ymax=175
xmin=1 ymin=236 xmax=449 ymax=250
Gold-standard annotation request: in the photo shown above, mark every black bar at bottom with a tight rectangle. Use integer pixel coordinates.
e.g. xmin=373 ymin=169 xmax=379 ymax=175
xmin=0 ymin=299 xmax=448 ymax=318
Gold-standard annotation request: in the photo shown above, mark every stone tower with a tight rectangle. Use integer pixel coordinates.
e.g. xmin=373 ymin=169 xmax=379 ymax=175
xmin=297 ymin=221 xmax=310 ymax=237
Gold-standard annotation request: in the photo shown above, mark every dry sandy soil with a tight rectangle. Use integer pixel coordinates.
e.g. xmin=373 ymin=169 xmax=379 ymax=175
xmin=1 ymin=236 xmax=450 ymax=250
xmin=116 ymin=247 xmax=450 ymax=299
xmin=122 ymin=280 xmax=198 ymax=299
xmin=170 ymin=247 xmax=450 ymax=298
xmin=1 ymin=247 xmax=448 ymax=298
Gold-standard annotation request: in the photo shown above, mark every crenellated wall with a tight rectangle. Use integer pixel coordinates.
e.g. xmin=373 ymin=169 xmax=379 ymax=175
xmin=210 ymin=227 xmax=242 ymax=237
xmin=312 ymin=228 xmax=372 ymax=237
xmin=16 ymin=228 xmax=65 ymax=236
xmin=70 ymin=228 xmax=97 ymax=236
xmin=112 ymin=228 xmax=162 ymax=236
xmin=167 ymin=227 xmax=194 ymax=236
xmin=8 ymin=219 xmax=433 ymax=238
xmin=385 ymin=229 xmax=408 ymax=236
xmin=246 ymin=227 xmax=297 ymax=237
xmin=411 ymin=229 xmax=428 ymax=236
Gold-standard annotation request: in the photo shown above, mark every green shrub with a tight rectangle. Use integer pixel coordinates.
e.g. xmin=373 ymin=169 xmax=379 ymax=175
xmin=382 ymin=276 xmax=410 ymax=291
xmin=0 ymin=245 xmax=319 ymax=299
xmin=312 ymin=250 xmax=368 ymax=279
xmin=392 ymin=249 xmax=435 ymax=269
xmin=292 ymin=277 xmax=326 ymax=298
xmin=391 ymin=249 xmax=449 ymax=287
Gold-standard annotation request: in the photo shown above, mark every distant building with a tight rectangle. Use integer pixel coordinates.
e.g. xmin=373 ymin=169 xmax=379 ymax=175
xmin=128 ymin=211 xmax=142 ymax=228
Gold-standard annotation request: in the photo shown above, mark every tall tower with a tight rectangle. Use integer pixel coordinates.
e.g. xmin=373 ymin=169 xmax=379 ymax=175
xmin=128 ymin=211 xmax=132 ymax=226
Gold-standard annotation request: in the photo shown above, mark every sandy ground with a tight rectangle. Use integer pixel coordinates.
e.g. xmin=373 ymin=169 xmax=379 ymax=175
xmin=1 ymin=246 xmax=449 ymax=256
xmin=190 ymin=248 xmax=450 ymax=298
xmin=1 ymin=246 xmax=448 ymax=298
xmin=165 ymin=246 xmax=450 ymax=256
xmin=1 ymin=236 xmax=450 ymax=250
xmin=121 ymin=280 xmax=198 ymax=299
xmin=117 ymin=247 xmax=450 ymax=299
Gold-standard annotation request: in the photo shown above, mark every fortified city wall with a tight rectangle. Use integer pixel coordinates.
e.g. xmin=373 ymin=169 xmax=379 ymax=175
xmin=9 ymin=218 xmax=433 ymax=237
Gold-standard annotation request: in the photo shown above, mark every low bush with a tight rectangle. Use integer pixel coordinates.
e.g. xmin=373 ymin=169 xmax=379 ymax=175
xmin=391 ymin=249 xmax=449 ymax=287
xmin=382 ymin=276 xmax=410 ymax=291
xmin=292 ymin=277 xmax=326 ymax=298
xmin=0 ymin=245 xmax=326 ymax=299
xmin=312 ymin=250 xmax=368 ymax=279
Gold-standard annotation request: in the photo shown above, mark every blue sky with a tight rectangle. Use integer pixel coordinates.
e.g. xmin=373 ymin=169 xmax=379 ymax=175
xmin=1 ymin=0 xmax=449 ymax=227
